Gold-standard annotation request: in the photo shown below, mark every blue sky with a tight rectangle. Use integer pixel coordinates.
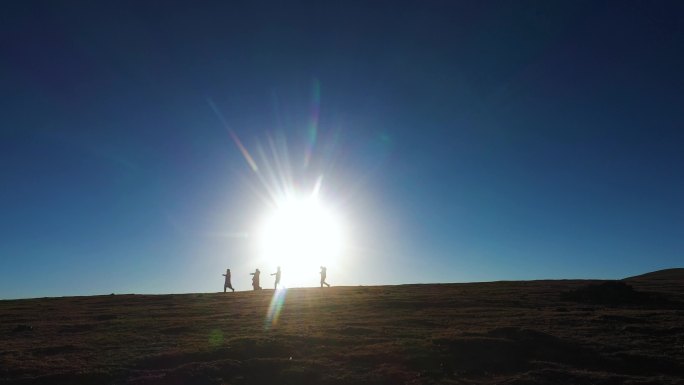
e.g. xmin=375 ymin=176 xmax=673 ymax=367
xmin=1 ymin=1 xmax=683 ymax=298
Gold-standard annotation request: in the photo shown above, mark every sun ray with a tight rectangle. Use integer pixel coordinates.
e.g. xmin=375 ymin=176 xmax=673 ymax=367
xmin=207 ymin=98 xmax=259 ymax=172
xmin=209 ymin=86 xmax=348 ymax=288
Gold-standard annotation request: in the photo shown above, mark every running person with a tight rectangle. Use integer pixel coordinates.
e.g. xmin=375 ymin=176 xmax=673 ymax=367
xmin=271 ymin=266 xmax=281 ymax=290
xmin=320 ymin=266 xmax=330 ymax=287
xmin=250 ymin=268 xmax=262 ymax=290
xmin=222 ymin=268 xmax=235 ymax=292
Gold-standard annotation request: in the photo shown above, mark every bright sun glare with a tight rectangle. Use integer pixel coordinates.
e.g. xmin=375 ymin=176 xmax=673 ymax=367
xmin=257 ymin=195 xmax=344 ymax=287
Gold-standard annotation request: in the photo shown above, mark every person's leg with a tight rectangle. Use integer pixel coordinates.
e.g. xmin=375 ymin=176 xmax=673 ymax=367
xmin=224 ymin=286 xmax=226 ymax=293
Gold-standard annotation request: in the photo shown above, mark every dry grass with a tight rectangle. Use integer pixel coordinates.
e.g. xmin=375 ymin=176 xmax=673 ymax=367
xmin=1 ymin=271 xmax=683 ymax=384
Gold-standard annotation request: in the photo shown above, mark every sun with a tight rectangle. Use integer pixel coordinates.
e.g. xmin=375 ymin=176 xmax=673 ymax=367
xmin=256 ymin=194 xmax=344 ymax=287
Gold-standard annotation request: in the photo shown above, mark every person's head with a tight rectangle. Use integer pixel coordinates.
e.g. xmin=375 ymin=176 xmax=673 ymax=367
xmin=256 ymin=268 xmax=260 ymax=272
xmin=277 ymin=266 xmax=281 ymax=271
xmin=226 ymin=269 xmax=230 ymax=272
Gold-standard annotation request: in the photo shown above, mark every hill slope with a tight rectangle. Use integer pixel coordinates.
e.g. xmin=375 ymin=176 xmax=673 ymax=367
xmin=624 ymin=268 xmax=684 ymax=299
xmin=624 ymin=268 xmax=684 ymax=281
xmin=1 ymin=278 xmax=683 ymax=384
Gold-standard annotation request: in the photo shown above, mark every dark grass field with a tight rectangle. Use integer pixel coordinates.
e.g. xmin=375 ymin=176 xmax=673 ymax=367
xmin=2 ymin=269 xmax=683 ymax=384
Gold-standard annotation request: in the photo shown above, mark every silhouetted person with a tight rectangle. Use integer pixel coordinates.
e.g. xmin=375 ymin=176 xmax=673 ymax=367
xmin=320 ymin=266 xmax=330 ymax=287
xmin=271 ymin=266 xmax=282 ymax=289
xmin=250 ymin=268 xmax=262 ymax=290
xmin=222 ymin=268 xmax=234 ymax=293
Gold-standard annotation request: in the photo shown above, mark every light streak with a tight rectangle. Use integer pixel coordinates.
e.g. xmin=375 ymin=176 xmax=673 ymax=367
xmin=207 ymin=98 xmax=259 ymax=172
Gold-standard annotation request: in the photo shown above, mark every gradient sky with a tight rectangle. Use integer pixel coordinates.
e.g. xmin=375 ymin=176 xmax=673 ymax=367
xmin=2 ymin=1 xmax=683 ymax=299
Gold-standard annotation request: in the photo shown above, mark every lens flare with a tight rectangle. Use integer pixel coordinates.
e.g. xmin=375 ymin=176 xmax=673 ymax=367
xmin=264 ymin=288 xmax=288 ymax=330
xmin=304 ymin=79 xmax=321 ymax=167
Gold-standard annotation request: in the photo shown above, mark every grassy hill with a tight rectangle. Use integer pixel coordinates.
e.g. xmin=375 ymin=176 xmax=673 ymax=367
xmin=1 ymin=274 xmax=683 ymax=384
xmin=623 ymin=268 xmax=684 ymax=299
xmin=624 ymin=268 xmax=684 ymax=281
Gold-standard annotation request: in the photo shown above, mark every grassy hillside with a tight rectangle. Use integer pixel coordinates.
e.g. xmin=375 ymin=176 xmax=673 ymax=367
xmin=2 ymin=276 xmax=683 ymax=384
xmin=624 ymin=268 xmax=684 ymax=281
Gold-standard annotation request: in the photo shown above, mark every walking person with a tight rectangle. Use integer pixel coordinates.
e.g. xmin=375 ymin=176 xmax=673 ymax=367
xmin=250 ymin=268 xmax=262 ymax=290
xmin=320 ymin=266 xmax=330 ymax=288
xmin=222 ymin=268 xmax=235 ymax=293
xmin=271 ymin=266 xmax=282 ymax=290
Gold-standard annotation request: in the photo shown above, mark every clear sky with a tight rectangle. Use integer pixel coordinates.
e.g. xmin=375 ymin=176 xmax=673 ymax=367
xmin=1 ymin=1 xmax=683 ymax=299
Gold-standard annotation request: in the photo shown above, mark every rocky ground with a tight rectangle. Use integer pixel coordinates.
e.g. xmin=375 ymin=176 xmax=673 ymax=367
xmin=2 ymin=269 xmax=683 ymax=384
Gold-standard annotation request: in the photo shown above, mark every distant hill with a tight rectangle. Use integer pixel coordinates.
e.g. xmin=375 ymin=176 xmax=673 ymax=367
xmin=624 ymin=268 xmax=684 ymax=281
xmin=623 ymin=269 xmax=684 ymax=299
